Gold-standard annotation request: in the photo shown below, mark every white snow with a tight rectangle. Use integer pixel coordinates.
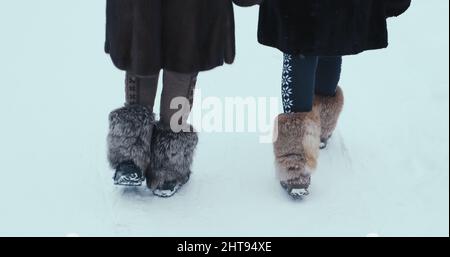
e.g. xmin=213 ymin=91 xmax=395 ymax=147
xmin=0 ymin=0 xmax=448 ymax=236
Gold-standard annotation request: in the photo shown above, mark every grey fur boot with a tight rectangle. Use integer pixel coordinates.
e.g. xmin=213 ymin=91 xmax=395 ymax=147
xmin=107 ymin=105 xmax=154 ymax=186
xmin=314 ymin=86 xmax=344 ymax=149
xmin=146 ymin=123 xmax=198 ymax=197
xmin=273 ymin=111 xmax=321 ymax=199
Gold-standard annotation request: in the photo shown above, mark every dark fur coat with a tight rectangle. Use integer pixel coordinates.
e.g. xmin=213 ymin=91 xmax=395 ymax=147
xmin=257 ymin=0 xmax=411 ymax=56
xmin=105 ymin=0 xmax=259 ymax=76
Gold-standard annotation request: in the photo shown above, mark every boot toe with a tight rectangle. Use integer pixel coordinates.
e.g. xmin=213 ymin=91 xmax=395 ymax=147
xmin=153 ymin=180 xmax=182 ymax=198
xmin=289 ymin=188 xmax=310 ymax=199
xmin=113 ymin=161 xmax=144 ymax=186
xmin=281 ymin=175 xmax=311 ymax=200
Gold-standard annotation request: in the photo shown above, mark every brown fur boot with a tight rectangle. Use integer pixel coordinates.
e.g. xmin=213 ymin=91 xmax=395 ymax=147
xmin=273 ymin=111 xmax=321 ymax=199
xmin=314 ymin=86 xmax=344 ymax=149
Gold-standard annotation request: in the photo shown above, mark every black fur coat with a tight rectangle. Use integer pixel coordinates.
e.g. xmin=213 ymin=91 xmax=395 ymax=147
xmin=257 ymin=0 xmax=411 ymax=56
xmin=105 ymin=0 xmax=259 ymax=76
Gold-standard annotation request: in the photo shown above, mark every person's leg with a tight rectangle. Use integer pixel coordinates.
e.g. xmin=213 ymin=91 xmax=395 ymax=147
xmin=125 ymin=72 xmax=159 ymax=111
xmin=159 ymin=70 xmax=198 ymax=128
xmin=275 ymin=54 xmax=321 ymax=199
xmin=107 ymin=72 xmax=159 ymax=186
xmin=146 ymin=70 xmax=199 ymax=197
xmin=315 ymin=56 xmax=342 ymax=96
xmin=281 ymin=54 xmax=319 ymax=113
xmin=313 ymin=57 xmax=345 ymax=149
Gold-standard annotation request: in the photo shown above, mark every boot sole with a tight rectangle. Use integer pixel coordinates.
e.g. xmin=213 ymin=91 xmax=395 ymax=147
xmin=289 ymin=188 xmax=310 ymax=199
xmin=152 ymin=184 xmax=181 ymax=198
xmin=114 ymin=173 xmax=144 ymax=187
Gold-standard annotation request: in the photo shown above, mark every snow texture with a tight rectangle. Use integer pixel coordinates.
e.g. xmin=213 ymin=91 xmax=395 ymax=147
xmin=0 ymin=0 xmax=448 ymax=236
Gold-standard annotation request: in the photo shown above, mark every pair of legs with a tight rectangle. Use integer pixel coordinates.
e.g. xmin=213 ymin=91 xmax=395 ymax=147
xmin=274 ymin=54 xmax=344 ymax=199
xmin=108 ymin=70 xmax=199 ymax=197
xmin=125 ymin=70 xmax=198 ymax=127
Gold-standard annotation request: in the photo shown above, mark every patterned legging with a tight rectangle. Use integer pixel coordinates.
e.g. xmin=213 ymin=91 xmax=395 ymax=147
xmin=282 ymin=54 xmax=342 ymax=113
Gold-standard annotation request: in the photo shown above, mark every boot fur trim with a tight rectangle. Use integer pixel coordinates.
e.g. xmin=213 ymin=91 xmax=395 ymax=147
xmin=147 ymin=123 xmax=198 ymax=190
xmin=107 ymin=105 xmax=154 ymax=172
xmin=274 ymin=112 xmax=321 ymax=183
xmin=314 ymin=86 xmax=344 ymax=142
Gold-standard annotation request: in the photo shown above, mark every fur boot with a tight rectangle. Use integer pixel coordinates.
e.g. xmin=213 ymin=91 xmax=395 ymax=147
xmin=313 ymin=86 xmax=344 ymax=149
xmin=107 ymin=105 xmax=154 ymax=186
xmin=146 ymin=123 xmax=198 ymax=197
xmin=273 ymin=111 xmax=321 ymax=199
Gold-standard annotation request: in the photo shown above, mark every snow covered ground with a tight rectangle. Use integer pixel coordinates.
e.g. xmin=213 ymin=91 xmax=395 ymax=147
xmin=0 ymin=0 xmax=448 ymax=237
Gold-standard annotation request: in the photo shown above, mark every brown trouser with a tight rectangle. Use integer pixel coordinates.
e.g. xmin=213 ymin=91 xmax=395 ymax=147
xmin=125 ymin=70 xmax=198 ymax=127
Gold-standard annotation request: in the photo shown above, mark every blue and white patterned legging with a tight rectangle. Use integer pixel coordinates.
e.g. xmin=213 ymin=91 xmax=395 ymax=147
xmin=282 ymin=54 xmax=342 ymax=113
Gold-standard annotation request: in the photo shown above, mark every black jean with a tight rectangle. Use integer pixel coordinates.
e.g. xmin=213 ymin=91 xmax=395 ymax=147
xmin=282 ymin=54 xmax=342 ymax=113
